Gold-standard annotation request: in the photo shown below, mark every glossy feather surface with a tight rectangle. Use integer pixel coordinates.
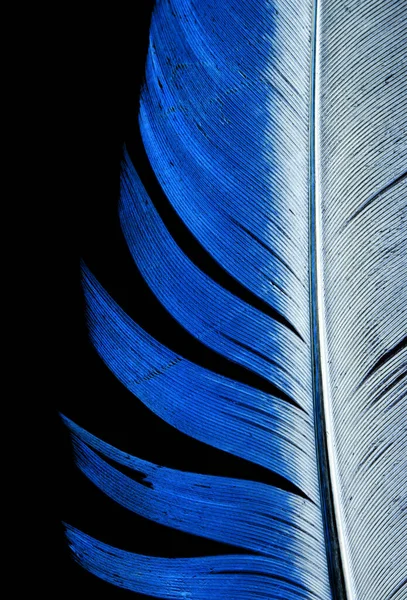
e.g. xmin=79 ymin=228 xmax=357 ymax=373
xmin=317 ymin=1 xmax=407 ymax=598
xmin=63 ymin=0 xmax=407 ymax=598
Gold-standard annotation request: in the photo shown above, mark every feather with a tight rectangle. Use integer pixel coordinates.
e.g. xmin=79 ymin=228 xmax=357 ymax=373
xmin=314 ymin=2 xmax=407 ymax=598
xmin=64 ymin=0 xmax=406 ymax=599
xmin=79 ymin=262 xmax=318 ymax=499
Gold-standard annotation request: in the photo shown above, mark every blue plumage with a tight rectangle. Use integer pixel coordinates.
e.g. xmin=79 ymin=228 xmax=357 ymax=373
xmin=119 ymin=148 xmax=312 ymax=410
xmin=80 ymin=262 xmax=319 ymax=500
xmin=63 ymin=0 xmax=406 ymax=598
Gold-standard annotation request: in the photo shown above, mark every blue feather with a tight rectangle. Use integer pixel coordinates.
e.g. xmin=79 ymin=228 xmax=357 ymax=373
xmin=62 ymin=415 xmax=329 ymax=592
xmin=119 ymin=148 xmax=312 ymax=408
xmin=79 ymin=262 xmax=318 ymax=500
xmin=63 ymin=0 xmax=406 ymax=598
xmin=65 ymin=523 xmax=327 ymax=599
xmin=139 ymin=0 xmax=311 ymax=337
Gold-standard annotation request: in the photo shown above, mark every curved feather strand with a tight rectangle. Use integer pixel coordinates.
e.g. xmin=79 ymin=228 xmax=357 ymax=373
xmin=119 ymin=147 xmax=312 ymax=408
xmin=65 ymin=523 xmax=330 ymax=600
xmin=139 ymin=0 xmax=312 ymax=338
xmin=62 ymin=414 xmax=330 ymax=595
xmin=81 ymin=262 xmax=320 ymax=501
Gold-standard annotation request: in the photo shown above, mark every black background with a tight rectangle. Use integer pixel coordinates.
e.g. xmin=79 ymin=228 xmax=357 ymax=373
xmin=53 ymin=4 xmax=159 ymax=597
